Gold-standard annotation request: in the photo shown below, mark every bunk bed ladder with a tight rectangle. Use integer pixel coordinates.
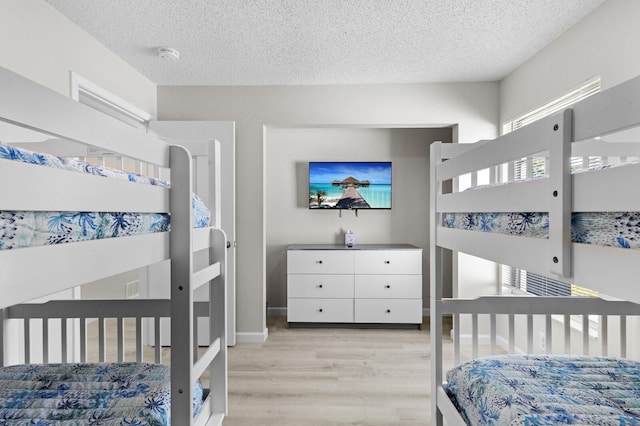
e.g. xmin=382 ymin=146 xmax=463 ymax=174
xmin=170 ymin=145 xmax=227 ymax=426
xmin=430 ymin=141 xmax=444 ymax=426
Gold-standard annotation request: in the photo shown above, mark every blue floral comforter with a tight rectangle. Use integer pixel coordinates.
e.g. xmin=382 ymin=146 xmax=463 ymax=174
xmin=445 ymin=354 xmax=640 ymax=425
xmin=0 ymin=362 xmax=204 ymax=425
xmin=0 ymin=145 xmax=211 ymax=251
xmin=443 ymin=211 xmax=640 ymax=250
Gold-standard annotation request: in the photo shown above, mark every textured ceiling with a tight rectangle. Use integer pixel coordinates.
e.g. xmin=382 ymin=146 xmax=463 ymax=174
xmin=46 ymin=0 xmax=606 ymax=86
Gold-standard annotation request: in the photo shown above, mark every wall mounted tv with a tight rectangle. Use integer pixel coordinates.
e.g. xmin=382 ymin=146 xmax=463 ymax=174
xmin=309 ymin=161 xmax=392 ymax=209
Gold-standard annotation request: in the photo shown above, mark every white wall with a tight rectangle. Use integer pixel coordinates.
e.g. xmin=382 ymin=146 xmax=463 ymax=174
xmin=501 ymin=0 xmax=640 ymax=124
xmin=158 ymin=82 xmax=499 ymax=337
xmin=0 ymin=0 xmax=156 ymax=117
xmin=266 ymin=126 xmax=451 ymax=309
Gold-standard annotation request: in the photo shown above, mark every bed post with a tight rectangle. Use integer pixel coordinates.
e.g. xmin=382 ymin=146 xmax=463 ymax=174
xmin=548 ymin=109 xmax=573 ymax=278
xmin=169 ymin=145 xmax=195 ymax=425
xmin=430 ymin=141 xmax=444 ymax=426
xmin=0 ymin=309 xmax=4 ymax=367
xmin=210 ymin=227 xmax=228 ymax=416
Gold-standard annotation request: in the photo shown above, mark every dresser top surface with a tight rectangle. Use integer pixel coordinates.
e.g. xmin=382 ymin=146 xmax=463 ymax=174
xmin=287 ymin=244 xmax=422 ymax=251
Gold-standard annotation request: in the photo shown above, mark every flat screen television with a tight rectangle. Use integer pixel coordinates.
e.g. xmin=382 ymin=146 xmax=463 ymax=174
xmin=309 ymin=161 xmax=392 ymax=209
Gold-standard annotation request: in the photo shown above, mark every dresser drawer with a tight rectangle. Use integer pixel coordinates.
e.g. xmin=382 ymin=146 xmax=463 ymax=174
xmin=287 ymin=298 xmax=354 ymax=323
xmin=288 ymin=274 xmax=354 ymax=298
xmin=354 ymin=275 xmax=421 ymax=299
xmin=354 ymin=299 xmax=422 ymax=324
xmin=287 ymin=250 xmax=354 ymax=274
xmin=354 ymin=250 xmax=422 ymax=275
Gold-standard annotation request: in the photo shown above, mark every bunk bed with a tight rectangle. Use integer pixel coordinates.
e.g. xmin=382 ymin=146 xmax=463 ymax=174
xmin=0 ymin=67 xmax=227 ymax=425
xmin=430 ymin=74 xmax=640 ymax=426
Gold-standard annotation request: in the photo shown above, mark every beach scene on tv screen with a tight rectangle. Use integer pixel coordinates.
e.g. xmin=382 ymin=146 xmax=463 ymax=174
xmin=309 ymin=162 xmax=392 ymax=209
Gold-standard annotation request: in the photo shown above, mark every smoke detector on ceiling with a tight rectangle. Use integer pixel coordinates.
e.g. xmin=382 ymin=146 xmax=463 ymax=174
xmin=158 ymin=47 xmax=180 ymax=61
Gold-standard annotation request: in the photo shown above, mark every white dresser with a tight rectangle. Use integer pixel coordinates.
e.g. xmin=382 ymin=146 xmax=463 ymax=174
xmin=287 ymin=244 xmax=423 ymax=327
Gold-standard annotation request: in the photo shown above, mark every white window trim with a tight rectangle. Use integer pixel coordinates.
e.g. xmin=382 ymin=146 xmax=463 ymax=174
xmin=503 ymin=77 xmax=601 ymax=134
xmin=69 ymin=72 xmax=153 ymax=126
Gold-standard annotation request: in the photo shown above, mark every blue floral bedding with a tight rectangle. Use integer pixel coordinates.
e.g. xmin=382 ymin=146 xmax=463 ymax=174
xmin=442 ymin=160 xmax=640 ymax=250
xmin=443 ymin=211 xmax=640 ymax=250
xmin=445 ymin=354 xmax=640 ymax=426
xmin=0 ymin=362 xmax=204 ymax=425
xmin=0 ymin=145 xmax=211 ymax=251
xmin=0 ymin=144 xmax=172 ymax=187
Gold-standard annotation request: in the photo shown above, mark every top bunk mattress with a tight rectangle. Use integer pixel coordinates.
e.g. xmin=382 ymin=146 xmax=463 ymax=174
xmin=444 ymin=211 xmax=640 ymax=250
xmin=441 ymin=161 xmax=640 ymax=250
xmin=0 ymin=145 xmax=211 ymax=251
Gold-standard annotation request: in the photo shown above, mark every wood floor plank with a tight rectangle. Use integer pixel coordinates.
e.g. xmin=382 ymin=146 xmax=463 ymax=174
xmin=223 ymin=315 xmax=434 ymax=425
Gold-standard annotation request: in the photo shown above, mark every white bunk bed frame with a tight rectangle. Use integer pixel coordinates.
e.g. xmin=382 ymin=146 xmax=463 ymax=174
xmin=0 ymin=67 xmax=227 ymax=425
xmin=430 ymin=74 xmax=640 ymax=426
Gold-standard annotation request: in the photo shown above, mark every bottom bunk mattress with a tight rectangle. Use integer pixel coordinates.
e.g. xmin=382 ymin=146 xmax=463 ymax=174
xmin=0 ymin=362 xmax=203 ymax=425
xmin=444 ymin=354 xmax=640 ymax=425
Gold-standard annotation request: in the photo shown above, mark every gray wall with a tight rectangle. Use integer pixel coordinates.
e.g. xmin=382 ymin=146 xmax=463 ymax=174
xmin=265 ymin=126 xmax=451 ymax=309
xmin=158 ymin=82 xmax=500 ymax=338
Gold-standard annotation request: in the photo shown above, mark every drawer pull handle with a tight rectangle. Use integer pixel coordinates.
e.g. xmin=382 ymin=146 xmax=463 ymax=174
xmin=386 ymin=309 xmax=391 ymax=314
xmin=318 ymin=284 xmax=323 ymax=288
xmin=385 ymin=285 xmax=391 ymax=289
xmin=384 ymin=260 xmax=391 ymax=264
xmin=318 ymin=308 xmax=323 ymax=313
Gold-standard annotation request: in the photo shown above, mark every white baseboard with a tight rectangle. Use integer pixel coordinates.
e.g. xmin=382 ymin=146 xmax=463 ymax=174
xmin=267 ymin=307 xmax=287 ymax=316
xmin=268 ymin=307 xmax=430 ymax=317
xmin=235 ymin=327 xmax=269 ymax=343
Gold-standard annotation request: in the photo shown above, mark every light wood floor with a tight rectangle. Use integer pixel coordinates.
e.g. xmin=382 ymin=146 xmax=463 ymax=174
xmin=86 ymin=316 xmax=452 ymax=425
xmin=224 ymin=316 xmax=442 ymax=426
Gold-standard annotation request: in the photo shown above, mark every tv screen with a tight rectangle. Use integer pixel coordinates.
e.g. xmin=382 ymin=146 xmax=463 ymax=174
xmin=309 ymin=161 xmax=392 ymax=209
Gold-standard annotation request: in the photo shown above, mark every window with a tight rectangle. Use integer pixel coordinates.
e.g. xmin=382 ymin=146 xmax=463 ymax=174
xmin=69 ymin=72 xmax=157 ymax=175
xmin=501 ymin=78 xmax=603 ymax=185
xmin=502 ymin=78 xmax=601 ymax=134
xmin=501 ymin=265 xmax=593 ymax=297
xmin=501 ymin=265 xmax=600 ymax=336
xmin=69 ymin=72 xmax=152 ymax=131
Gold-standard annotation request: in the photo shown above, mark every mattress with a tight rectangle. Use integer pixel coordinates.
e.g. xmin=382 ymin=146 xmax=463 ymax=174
xmin=0 ymin=362 xmax=204 ymax=425
xmin=443 ymin=211 xmax=640 ymax=250
xmin=0 ymin=145 xmax=211 ymax=251
xmin=445 ymin=354 xmax=640 ymax=426
xmin=442 ymin=160 xmax=640 ymax=250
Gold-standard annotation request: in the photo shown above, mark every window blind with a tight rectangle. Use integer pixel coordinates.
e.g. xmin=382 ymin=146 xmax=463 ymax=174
xmin=501 ymin=265 xmax=581 ymax=297
xmin=503 ymin=78 xmax=601 ymax=134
